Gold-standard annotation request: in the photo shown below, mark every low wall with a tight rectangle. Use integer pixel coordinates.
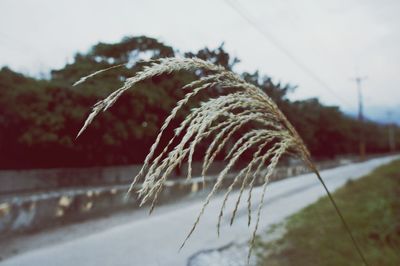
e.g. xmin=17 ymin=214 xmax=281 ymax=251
xmin=0 ymin=158 xmax=353 ymax=237
xmin=0 ymin=165 xmax=140 ymax=194
xmin=0 ymin=162 xmax=228 ymax=195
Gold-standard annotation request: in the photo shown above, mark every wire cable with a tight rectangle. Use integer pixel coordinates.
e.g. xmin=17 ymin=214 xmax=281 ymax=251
xmin=225 ymin=0 xmax=354 ymax=108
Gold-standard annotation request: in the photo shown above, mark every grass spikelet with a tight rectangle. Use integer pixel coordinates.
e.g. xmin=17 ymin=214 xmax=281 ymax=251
xmin=72 ymin=63 xmax=126 ymax=87
xmin=247 ymin=141 xmax=287 ymax=263
xmin=77 ymin=57 xmax=368 ymax=265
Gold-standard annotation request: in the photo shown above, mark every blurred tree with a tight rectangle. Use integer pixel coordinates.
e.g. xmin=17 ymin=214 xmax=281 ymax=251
xmin=0 ymin=36 xmax=397 ymax=169
xmin=184 ymin=43 xmax=239 ymax=70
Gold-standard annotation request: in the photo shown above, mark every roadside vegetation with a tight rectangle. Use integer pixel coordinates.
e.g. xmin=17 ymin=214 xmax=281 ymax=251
xmin=1 ymin=36 xmax=398 ymax=169
xmin=256 ymin=159 xmax=400 ymax=266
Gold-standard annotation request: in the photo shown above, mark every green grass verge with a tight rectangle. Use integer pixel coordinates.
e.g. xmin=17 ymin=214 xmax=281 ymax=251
xmin=256 ymin=159 xmax=400 ymax=266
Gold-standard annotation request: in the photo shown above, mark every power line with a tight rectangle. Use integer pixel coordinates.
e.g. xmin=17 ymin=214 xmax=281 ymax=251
xmin=224 ymin=0 xmax=354 ymax=108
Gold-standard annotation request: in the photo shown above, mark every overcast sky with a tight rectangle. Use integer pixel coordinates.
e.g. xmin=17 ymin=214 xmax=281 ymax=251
xmin=0 ymin=0 xmax=399 ymax=121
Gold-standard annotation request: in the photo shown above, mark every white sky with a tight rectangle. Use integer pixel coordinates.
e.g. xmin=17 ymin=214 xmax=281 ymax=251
xmin=0 ymin=0 xmax=399 ymax=120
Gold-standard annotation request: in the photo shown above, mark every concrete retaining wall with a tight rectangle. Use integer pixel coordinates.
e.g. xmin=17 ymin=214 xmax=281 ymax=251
xmin=0 ymin=159 xmax=352 ymax=237
xmin=0 ymin=162 xmax=228 ymax=195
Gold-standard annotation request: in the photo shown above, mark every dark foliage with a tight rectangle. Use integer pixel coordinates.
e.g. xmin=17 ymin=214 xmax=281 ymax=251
xmin=0 ymin=36 xmax=398 ymax=169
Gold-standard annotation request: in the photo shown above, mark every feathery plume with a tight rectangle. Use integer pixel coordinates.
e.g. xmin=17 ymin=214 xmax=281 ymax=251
xmin=76 ymin=57 xmax=368 ymax=265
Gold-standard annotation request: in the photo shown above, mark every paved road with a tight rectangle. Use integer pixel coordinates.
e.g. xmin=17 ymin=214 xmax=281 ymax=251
xmin=2 ymin=155 xmax=398 ymax=266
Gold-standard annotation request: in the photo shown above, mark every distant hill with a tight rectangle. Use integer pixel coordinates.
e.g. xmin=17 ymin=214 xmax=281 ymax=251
xmin=365 ymin=105 xmax=400 ymax=125
xmin=345 ymin=105 xmax=400 ymax=125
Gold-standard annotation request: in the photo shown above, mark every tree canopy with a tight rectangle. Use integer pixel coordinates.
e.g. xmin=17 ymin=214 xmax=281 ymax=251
xmin=0 ymin=36 xmax=397 ymax=169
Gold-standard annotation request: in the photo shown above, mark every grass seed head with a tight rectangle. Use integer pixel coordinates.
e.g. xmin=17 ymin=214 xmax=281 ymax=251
xmin=77 ymin=57 xmax=366 ymax=264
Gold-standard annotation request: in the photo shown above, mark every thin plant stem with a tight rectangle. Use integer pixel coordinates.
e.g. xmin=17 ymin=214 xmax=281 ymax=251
xmin=314 ymin=170 xmax=369 ymax=266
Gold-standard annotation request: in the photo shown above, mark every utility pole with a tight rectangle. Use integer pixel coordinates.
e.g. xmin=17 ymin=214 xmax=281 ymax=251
xmin=387 ymin=111 xmax=396 ymax=152
xmin=351 ymin=76 xmax=367 ymax=160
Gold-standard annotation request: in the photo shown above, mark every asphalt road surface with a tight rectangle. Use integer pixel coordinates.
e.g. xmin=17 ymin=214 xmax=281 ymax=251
xmin=2 ymin=155 xmax=398 ymax=266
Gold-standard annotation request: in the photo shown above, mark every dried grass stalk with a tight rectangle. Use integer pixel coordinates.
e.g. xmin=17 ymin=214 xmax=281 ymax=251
xmin=76 ymin=57 xmax=368 ymax=265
